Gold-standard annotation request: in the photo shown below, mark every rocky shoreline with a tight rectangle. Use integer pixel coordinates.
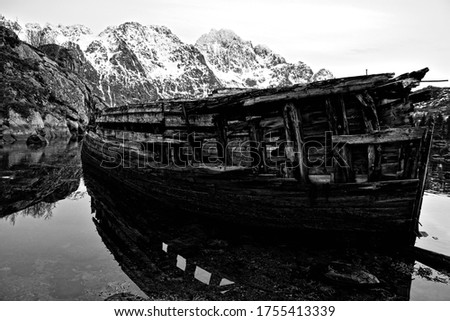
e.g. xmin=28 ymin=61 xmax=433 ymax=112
xmin=0 ymin=26 xmax=103 ymax=142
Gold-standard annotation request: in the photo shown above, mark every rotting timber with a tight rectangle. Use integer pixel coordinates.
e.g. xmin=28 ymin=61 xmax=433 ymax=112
xmin=82 ymin=68 xmax=433 ymax=246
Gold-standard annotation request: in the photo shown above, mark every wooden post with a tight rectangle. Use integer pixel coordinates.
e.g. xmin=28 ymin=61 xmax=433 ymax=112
xmin=325 ymin=99 xmax=339 ymax=135
xmin=334 ymin=96 xmax=353 ymax=182
xmin=182 ymin=105 xmax=200 ymax=164
xmin=214 ymin=116 xmax=231 ymax=166
xmin=411 ymin=125 xmax=434 ymax=240
xmin=356 ymin=92 xmax=380 ymax=130
xmin=325 ymin=99 xmax=339 ymax=182
xmin=367 ymin=145 xmax=381 ymax=181
xmin=356 ymin=93 xmax=381 ymax=181
xmin=249 ymin=119 xmax=267 ymax=173
xmin=282 ymin=103 xmax=307 ymax=183
xmin=339 ymin=96 xmax=350 ymax=135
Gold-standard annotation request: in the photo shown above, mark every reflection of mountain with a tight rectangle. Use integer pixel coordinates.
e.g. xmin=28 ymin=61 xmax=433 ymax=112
xmin=83 ymin=160 xmax=416 ymax=300
xmin=0 ymin=140 xmax=82 ymax=218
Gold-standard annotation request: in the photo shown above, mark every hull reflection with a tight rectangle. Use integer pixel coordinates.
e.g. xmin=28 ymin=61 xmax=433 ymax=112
xmin=83 ymin=159 xmax=417 ymax=300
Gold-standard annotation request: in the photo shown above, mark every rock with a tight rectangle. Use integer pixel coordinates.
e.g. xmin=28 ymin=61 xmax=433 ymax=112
xmin=324 ymin=261 xmax=380 ymax=286
xmin=311 ymin=68 xmax=334 ymax=82
xmin=26 ymin=134 xmax=47 ymax=147
xmin=0 ymin=26 xmax=99 ymax=139
xmin=419 ymin=231 xmax=429 ymax=237
xmin=105 ymin=293 xmax=147 ymax=301
xmin=208 ymin=239 xmax=229 ymax=249
xmin=0 ymin=25 xmax=20 ymax=47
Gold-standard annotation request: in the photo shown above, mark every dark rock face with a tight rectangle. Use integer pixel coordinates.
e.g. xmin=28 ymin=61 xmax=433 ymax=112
xmin=38 ymin=42 xmax=106 ymax=107
xmin=0 ymin=26 xmax=100 ymax=139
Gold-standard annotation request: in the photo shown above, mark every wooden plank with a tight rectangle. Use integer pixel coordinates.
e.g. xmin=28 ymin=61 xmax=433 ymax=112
xmin=325 ymin=98 xmax=339 ymax=134
xmin=367 ymin=145 xmax=376 ymax=180
xmin=411 ymin=125 xmax=434 ymax=238
xmin=248 ymin=119 xmax=266 ymax=173
xmin=355 ymin=92 xmax=380 ymax=131
xmin=363 ymin=92 xmax=380 ymax=130
xmin=356 ymin=92 xmax=383 ymax=182
xmin=241 ymin=75 xmax=393 ymax=107
xmin=413 ymin=246 xmax=450 ymax=275
xmin=359 ymin=102 xmax=374 ymax=133
xmin=367 ymin=145 xmax=383 ymax=181
xmin=214 ymin=116 xmax=231 ymax=166
xmin=283 ymin=103 xmax=308 ymax=183
xmin=333 ymin=96 xmax=353 ymax=183
xmin=333 ymin=127 xmax=426 ymax=145
xmin=339 ymin=96 xmax=350 ymax=135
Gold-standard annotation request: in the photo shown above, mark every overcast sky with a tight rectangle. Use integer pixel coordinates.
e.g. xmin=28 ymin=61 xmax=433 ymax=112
xmin=2 ymin=0 xmax=449 ymax=85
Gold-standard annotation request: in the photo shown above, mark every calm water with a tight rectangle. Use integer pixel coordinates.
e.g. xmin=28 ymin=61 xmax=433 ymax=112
xmin=0 ymin=139 xmax=449 ymax=300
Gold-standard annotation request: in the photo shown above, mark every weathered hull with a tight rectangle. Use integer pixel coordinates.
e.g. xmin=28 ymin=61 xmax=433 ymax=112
xmin=82 ymin=132 xmax=425 ymax=245
xmin=84 ymin=69 xmax=434 ymax=246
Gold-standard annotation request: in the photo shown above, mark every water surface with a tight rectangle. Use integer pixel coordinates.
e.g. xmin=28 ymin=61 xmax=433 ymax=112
xmin=0 ymin=139 xmax=449 ymax=300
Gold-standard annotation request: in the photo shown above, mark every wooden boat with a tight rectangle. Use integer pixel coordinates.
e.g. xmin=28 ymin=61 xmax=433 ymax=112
xmin=82 ymin=67 xmax=433 ymax=246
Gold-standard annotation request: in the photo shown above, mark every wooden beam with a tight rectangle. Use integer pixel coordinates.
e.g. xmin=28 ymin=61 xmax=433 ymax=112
xmin=333 ymin=96 xmax=353 ymax=183
xmin=360 ymin=105 xmax=374 ymax=133
xmin=214 ymin=116 xmax=231 ymax=166
xmin=413 ymin=246 xmax=450 ymax=275
xmin=248 ymin=119 xmax=267 ymax=173
xmin=356 ymin=92 xmax=382 ymax=181
xmin=241 ymin=75 xmax=394 ymax=107
xmin=339 ymin=96 xmax=350 ymax=135
xmin=363 ymin=92 xmax=380 ymax=130
xmin=325 ymin=98 xmax=339 ymax=134
xmin=356 ymin=92 xmax=380 ymax=131
xmin=367 ymin=145 xmax=383 ymax=181
xmin=411 ymin=125 xmax=433 ymax=237
xmin=282 ymin=103 xmax=307 ymax=183
xmin=333 ymin=127 xmax=426 ymax=145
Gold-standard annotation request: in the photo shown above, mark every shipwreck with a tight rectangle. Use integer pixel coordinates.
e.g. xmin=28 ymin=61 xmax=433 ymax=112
xmin=82 ymin=67 xmax=433 ymax=246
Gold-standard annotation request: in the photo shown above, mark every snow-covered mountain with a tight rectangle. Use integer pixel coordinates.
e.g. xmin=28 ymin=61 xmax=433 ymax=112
xmin=84 ymin=22 xmax=220 ymax=105
xmin=1 ymin=15 xmax=333 ymax=107
xmin=196 ymin=29 xmax=329 ymax=87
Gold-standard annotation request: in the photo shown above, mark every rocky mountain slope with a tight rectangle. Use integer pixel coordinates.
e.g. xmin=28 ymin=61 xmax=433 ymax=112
xmin=196 ymin=29 xmax=332 ymax=88
xmin=1 ymin=16 xmax=333 ymax=108
xmin=1 ymin=18 xmax=222 ymax=106
xmin=83 ymin=22 xmax=220 ymax=106
xmin=0 ymin=26 xmax=101 ymax=140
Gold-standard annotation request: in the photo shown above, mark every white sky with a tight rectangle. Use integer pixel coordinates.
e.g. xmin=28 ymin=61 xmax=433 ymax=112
xmin=2 ymin=0 xmax=449 ymax=85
